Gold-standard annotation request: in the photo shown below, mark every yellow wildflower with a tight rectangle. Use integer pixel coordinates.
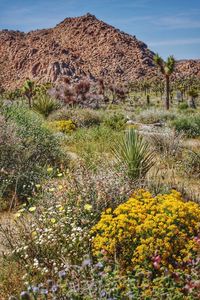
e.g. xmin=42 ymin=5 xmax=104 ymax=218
xmin=29 ymin=206 xmax=36 ymax=212
xmin=84 ymin=204 xmax=92 ymax=211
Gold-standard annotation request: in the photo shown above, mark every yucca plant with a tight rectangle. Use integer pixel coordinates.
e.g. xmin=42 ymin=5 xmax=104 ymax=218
xmin=112 ymin=128 xmax=155 ymax=181
xmin=33 ymin=96 xmax=60 ymax=117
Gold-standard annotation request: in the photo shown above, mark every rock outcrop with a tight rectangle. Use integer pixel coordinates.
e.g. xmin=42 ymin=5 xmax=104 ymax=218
xmin=0 ymin=13 xmax=199 ymax=89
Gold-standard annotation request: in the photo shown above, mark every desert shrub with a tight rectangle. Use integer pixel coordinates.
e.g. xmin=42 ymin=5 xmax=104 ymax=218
xmin=92 ymin=189 xmax=200 ymax=273
xmin=136 ymin=108 xmax=176 ymax=124
xmin=148 ymin=129 xmax=183 ymax=158
xmin=0 ymin=105 xmax=63 ymax=204
xmin=184 ymin=150 xmax=200 ymax=178
xmin=49 ymin=107 xmax=103 ymax=128
xmin=178 ymin=102 xmax=189 ymax=110
xmin=49 ymin=120 xmax=76 ymax=134
xmin=32 ymin=95 xmax=60 ymax=117
xmin=112 ymin=128 xmax=155 ymax=181
xmin=103 ymin=113 xmax=126 ymax=130
xmin=171 ymin=114 xmax=200 ymax=137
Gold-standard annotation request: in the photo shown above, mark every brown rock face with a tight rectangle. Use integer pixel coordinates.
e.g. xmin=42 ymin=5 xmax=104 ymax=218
xmin=0 ymin=13 xmax=200 ymax=89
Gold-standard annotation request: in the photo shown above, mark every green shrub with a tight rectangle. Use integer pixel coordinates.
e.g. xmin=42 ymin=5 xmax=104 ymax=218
xmin=171 ymin=114 xmax=200 ymax=137
xmin=33 ymin=95 xmax=60 ymax=117
xmin=0 ymin=105 xmax=63 ymax=205
xmin=49 ymin=108 xmax=103 ymax=127
xmin=178 ymin=102 xmax=189 ymax=110
xmin=103 ymin=113 xmax=126 ymax=130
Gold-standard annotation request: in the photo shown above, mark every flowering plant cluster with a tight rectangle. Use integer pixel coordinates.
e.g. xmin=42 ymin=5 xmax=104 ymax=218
xmin=50 ymin=119 xmax=76 ymax=134
xmin=10 ymin=257 xmax=200 ymax=299
xmin=92 ymin=190 xmax=200 ymax=272
xmin=12 ymin=199 xmax=93 ymax=280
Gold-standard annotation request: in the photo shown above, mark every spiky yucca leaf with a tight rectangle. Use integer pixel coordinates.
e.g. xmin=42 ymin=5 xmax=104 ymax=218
xmin=33 ymin=96 xmax=60 ymax=117
xmin=112 ymin=128 xmax=155 ymax=180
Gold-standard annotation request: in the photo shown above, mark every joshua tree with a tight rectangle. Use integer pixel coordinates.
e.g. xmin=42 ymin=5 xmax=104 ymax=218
xmin=154 ymin=54 xmax=175 ymax=110
xmin=22 ymin=79 xmax=35 ymax=108
xmin=188 ymin=89 xmax=198 ymax=109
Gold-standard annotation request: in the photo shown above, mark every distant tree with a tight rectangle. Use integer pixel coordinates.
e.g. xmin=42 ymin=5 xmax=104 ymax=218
xmin=22 ymin=79 xmax=36 ymax=108
xmin=154 ymin=54 xmax=175 ymax=110
xmin=75 ymin=80 xmax=90 ymax=104
xmin=188 ymin=89 xmax=198 ymax=109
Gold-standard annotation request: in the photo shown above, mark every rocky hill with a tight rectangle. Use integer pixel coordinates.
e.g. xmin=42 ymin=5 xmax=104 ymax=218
xmin=0 ymin=13 xmax=200 ymax=89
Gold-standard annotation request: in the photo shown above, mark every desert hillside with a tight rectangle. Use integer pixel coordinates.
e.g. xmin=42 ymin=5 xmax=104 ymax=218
xmin=0 ymin=13 xmax=200 ymax=89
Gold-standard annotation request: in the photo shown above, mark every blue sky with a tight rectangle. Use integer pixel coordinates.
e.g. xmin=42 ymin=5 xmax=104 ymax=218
xmin=0 ymin=0 xmax=200 ymax=59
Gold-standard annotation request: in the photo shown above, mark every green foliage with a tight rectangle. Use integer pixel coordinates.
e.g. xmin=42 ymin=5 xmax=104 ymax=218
xmin=112 ymin=128 xmax=155 ymax=180
xmin=10 ymin=261 xmax=200 ymax=299
xmin=178 ymin=102 xmax=189 ymax=110
xmin=21 ymin=79 xmax=35 ymax=108
xmin=0 ymin=105 xmax=63 ymax=205
xmin=153 ymin=54 xmax=175 ymax=76
xmin=103 ymin=113 xmax=126 ymax=130
xmin=32 ymin=95 xmax=60 ymax=117
xmin=171 ymin=114 xmax=200 ymax=137
xmin=188 ymin=89 xmax=198 ymax=98
xmin=49 ymin=107 xmax=103 ymax=128
xmin=66 ymin=125 xmax=123 ymax=170
xmin=2 ymin=89 xmax=22 ymax=100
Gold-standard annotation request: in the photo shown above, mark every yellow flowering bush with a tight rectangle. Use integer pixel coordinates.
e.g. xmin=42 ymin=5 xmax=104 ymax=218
xmin=92 ymin=190 xmax=200 ymax=272
xmin=50 ymin=119 xmax=76 ymax=134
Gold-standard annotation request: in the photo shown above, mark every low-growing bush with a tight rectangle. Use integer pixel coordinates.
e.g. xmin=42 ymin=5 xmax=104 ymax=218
xmin=148 ymin=129 xmax=183 ymax=158
xmin=92 ymin=189 xmax=200 ymax=273
xmin=103 ymin=113 xmax=126 ymax=130
xmin=184 ymin=150 xmax=200 ymax=178
xmin=10 ymin=258 xmax=200 ymax=299
xmin=49 ymin=119 xmax=76 ymax=134
xmin=136 ymin=108 xmax=176 ymax=124
xmin=171 ymin=114 xmax=200 ymax=137
xmin=0 ymin=105 xmax=64 ymax=206
xmin=178 ymin=102 xmax=189 ymax=110
xmin=49 ymin=107 xmax=103 ymax=128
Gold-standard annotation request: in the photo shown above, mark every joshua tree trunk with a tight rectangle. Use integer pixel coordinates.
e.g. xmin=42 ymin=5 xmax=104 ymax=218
xmin=165 ymin=75 xmax=170 ymax=110
xmin=188 ymin=96 xmax=196 ymax=109
xmin=27 ymin=95 xmax=32 ymax=108
xmin=146 ymin=94 xmax=150 ymax=105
